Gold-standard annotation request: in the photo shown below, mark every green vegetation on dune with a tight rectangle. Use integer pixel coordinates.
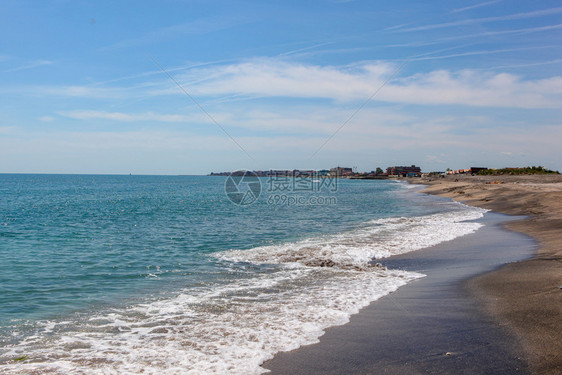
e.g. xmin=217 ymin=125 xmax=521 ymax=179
xmin=478 ymin=166 xmax=560 ymax=175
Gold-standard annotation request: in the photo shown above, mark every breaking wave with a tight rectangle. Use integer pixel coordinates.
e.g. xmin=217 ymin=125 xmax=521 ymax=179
xmin=1 ymin=204 xmax=486 ymax=374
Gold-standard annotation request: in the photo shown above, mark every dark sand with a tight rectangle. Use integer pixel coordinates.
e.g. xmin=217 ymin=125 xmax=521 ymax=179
xmin=264 ymin=211 xmax=535 ymax=374
xmin=420 ymin=175 xmax=562 ymax=374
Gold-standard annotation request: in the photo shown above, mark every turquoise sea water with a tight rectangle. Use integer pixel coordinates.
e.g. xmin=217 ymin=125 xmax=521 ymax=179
xmin=0 ymin=174 xmax=485 ymax=374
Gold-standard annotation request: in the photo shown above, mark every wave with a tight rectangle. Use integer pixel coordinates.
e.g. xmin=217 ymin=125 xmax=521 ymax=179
xmin=0 ymin=204 xmax=486 ymax=375
xmin=217 ymin=204 xmax=486 ymax=270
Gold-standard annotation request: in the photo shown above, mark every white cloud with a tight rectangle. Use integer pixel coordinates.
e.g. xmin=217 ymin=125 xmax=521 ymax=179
xmin=6 ymin=58 xmax=562 ymax=109
xmin=180 ymin=60 xmax=395 ymax=101
xmin=175 ymin=59 xmax=562 ymax=109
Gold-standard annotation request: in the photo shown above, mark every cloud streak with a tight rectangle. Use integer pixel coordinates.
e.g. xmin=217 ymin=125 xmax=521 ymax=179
xmin=103 ymin=16 xmax=246 ymax=50
xmin=409 ymin=45 xmax=560 ymax=62
xmin=385 ymin=23 xmax=562 ymax=48
xmin=394 ymin=6 xmax=562 ymax=32
xmin=3 ymin=60 xmax=53 ymax=73
xmin=57 ymin=110 xmax=192 ymax=123
xmin=278 ymin=42 xmax=335 ymax=57
xmin=452 ymin=0 xmax=502 ymax=13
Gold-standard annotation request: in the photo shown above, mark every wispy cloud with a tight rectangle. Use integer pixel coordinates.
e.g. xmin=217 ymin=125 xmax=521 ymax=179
xmin=57 ymin=110 xmax=192 ymax=123
xmin=7 ymin=58 xmax=562 ymax=110
xmin=486 ymin=58 xmax=562 ymax=70
xmin=4 ymin=84 xmax=142 ymax=100
xmin=279 ymin=42 xmax=334 ymax=57
xmin=103 ymin=16 xmax=246 ymax=50
xmin=175 ymin=60 xmax=396 ymax=101
xmin=385 ymin=23 xmax=562 ymax=48
xmin=394 ymin=6 xmax=562 ymax=32
xmin=384 ymin=23 xmax=412 ymax=31
xmin=452 ymin=0 xmax=502 ymax=13
xmin=3 ymin=60 xmax=53 ymax=73
xmin=409 ymin=45 xmax=559 ymax=61
xmin=90 ymin=59 xmax=233 ymax=86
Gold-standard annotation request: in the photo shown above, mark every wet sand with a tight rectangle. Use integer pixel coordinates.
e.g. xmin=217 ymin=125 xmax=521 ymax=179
xmin=264 ymin=211 xmax=535 ymax=374
xmin=419 ymin=174 xmax=562 ymax=374
xmin=264 ymin=175 xmax=562 ymax=374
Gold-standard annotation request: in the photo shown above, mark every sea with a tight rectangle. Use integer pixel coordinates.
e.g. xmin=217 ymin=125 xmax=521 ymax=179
xmin=0 ymin=174 xmax=485 ymax=374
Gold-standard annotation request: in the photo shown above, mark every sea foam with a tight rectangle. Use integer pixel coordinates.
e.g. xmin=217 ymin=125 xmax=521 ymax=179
xmin=217 ymin=203 xmax=486 ymax=269
xmin=1 ymin=204 xmax=486 ymax=375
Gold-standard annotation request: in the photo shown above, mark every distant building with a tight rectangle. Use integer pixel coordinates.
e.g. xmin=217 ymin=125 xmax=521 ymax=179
xmin=386 ymin=165 xmax=421 ymax=177
xmin=469 ymin=167 xmax=488 ymax=174
xmin=329 ymin=167 xmax=353 ymax=177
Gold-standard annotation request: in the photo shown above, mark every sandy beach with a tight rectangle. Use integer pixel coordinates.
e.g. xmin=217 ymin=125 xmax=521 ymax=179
xmin=264 ymin=211 xmax=535 ymax=374
xmin=419 ymin=174 xmax=562 ymax=374
xmin=265 ymin=175 xmax=561 ymax=374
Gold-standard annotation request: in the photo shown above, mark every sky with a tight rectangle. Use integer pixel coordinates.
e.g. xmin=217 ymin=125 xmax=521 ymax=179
xmin=1 ymin=0 xmax=561 ymax=174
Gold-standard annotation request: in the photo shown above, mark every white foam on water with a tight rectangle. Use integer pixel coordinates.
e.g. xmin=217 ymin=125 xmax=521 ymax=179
xmin=217 ymin=203 xmax=486 ymax=269
xmin=1 ymin=268 xmax=420 ymax=375
xmin=394 ymin=180 xmax=424 ymax=189
xmin=0 ymin=204 xmax=487 ymax=375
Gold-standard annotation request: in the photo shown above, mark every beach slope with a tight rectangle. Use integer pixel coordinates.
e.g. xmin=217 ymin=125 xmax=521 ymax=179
xmin=264 ymin=211 xmax=534 ymax=374
xmin=420 ymin=174 xmax=562 ymax=374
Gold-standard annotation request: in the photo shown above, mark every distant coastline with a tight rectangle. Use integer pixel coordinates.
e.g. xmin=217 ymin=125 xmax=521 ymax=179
xmin=209 ymin=165 xmax=559 ymax=179
xmin=208 ymin=165 xmax=419 ymax=178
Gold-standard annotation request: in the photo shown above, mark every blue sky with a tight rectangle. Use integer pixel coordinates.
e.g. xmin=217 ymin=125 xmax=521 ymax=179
xmin=1 ymin=0 xmax=561 ymax=174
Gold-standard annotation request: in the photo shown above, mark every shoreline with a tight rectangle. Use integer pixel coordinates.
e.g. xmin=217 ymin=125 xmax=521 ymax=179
xmin=264 ymin=210 xmax=535 ymax=374
xmin=264 ymin=175 xmax=561 ymax=374
xmin=417 ymin=174 xmax=562 ymax=374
